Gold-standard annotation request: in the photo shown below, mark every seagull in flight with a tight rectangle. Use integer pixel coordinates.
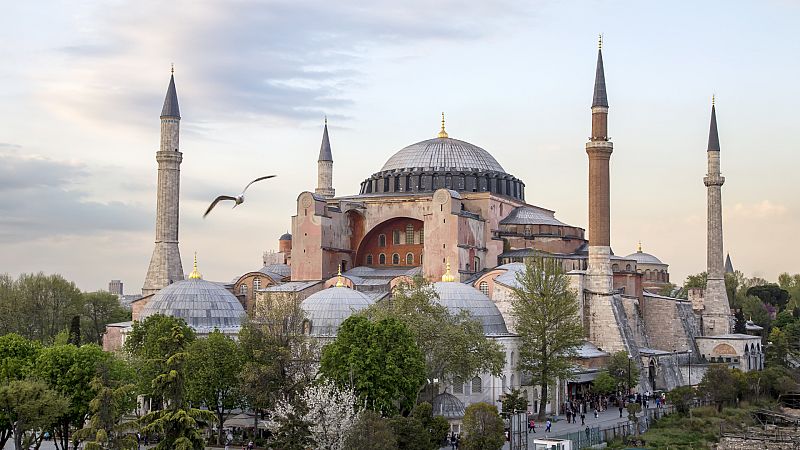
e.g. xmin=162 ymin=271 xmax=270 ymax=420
xmin=203 ymin=175 xmax=276 ymax=218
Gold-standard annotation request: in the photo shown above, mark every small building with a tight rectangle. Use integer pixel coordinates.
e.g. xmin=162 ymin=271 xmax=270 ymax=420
xmin=695 ymin=334 xmax=764 ymax=372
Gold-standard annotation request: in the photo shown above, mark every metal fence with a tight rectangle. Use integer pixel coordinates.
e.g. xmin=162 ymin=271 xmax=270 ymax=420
xmin=551 ymin=406 xmax=676 ymax=449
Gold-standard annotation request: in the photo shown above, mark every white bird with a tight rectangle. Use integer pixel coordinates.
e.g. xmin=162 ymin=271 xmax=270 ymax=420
xmin=203 ymin=175 xmax=276 ymax=218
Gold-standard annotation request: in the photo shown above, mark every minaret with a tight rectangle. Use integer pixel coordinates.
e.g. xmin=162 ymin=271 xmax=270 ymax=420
xmin=315 ymin=117 xmax=335 ymax=198
xmin=702 ymin=97 xmax=731 ymax=335
xmin=585 ymin=35 xmax=614 ymax=294
xmin=142 ymin=69 xmax=185 ymax=296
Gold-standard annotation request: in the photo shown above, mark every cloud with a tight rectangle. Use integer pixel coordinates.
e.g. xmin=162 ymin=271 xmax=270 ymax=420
xmin=38 ymin=0 xmax=528 ymax=129
xmin=729 ymin=200 xmax=788 ymax=219
xmin=0 ymin=151 xmax=150 ymax=242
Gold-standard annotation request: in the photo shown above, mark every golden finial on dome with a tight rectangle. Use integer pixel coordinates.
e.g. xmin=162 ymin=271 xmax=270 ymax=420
xmin=441 ymin=260 xmax=456 ymax=282
xmin=171 ymin=63 xmax=174 ymax=75
xmin=637 ymin=241 xmax=642 ymax=253
xmin=712 ymin=94 xmax=715 ymax=106
xmin=437 ymin=112 xmax=449 ymax=138
xmin=188 ymin=252 xmax=202 ymax=279
xmin=598 ymin=34 xmax=603 ymax=50
xmin=335 ymin=264 xmax=345 ymax=287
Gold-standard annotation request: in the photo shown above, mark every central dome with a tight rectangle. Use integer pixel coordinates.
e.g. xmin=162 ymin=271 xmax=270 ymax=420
xmin=381 ymin=137 xmax=505 ymax=173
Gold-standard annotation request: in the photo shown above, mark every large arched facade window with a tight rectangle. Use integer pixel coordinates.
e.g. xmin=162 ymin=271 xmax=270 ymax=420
xmin=378 ymin=234 xmax=386 ymax=247
xmin=379 ymin=253 xmax=386 ymax=265
xmin=472 ymin=376 xmax=482 ymax=394
xmin=253 ymin=277 xmax=261 ymax=290
xmin=392 ymin=253 xmax=400 ymax=265
xmin=239 ymin=284 xmax=248 ymax=296
xmin=405 ymin=224 xmax=414 ymax=244
xmin=479 ymin=281 xmax=489 ymax=296
xmin=406 ymin=253 xmax=414 ymax=265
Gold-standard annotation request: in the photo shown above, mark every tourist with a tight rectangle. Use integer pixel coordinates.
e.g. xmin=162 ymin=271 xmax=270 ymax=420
xmin=581 ymin=412 xmax=586 ymax=425
xmin=545 ymin=419 xmax=552 ymax=433
xmin=594 ymin=408 xmax=599 ymax=419
xmin=618 ymin=404 xmax=624 ymax=418
xmin=528 ymin=417 xmax=536 ymax=433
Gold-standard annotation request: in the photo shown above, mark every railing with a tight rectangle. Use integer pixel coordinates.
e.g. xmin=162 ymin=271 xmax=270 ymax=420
xmin=551 ymin=406 xmax=676 ymax=449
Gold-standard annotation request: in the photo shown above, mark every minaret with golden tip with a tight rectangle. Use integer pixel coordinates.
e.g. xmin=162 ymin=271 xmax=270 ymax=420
xmin=585 ymin=35 xmax=614 ymax=294
xmin=315 ymin=117 xmax=335 ymax=198
xmin=702 ymin=97 xmax=731 ymax=335
xmin=143 ymin=68 xmax=185 ymax=296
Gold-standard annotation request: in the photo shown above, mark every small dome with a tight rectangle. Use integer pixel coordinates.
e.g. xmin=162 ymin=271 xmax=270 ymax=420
xmin=380 ymin=137 xmax=505 ymax=173
xmin=279 ymin=232 xmax=292 ymax=241
xmin=300 ymin=287 xmax=374 ymax=337
xmin=626 ymin=250 xmax=664 ymax=265
xmin=140 ymin=278 xmax=245 ymax=332
xmin=432 ymin=282 xmax=508 ymax=335
xmin=432 ymin=392 xmax=466 ymax=419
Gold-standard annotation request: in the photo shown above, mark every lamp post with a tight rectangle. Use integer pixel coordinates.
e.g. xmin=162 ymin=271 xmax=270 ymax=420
xmin=628 ymin=355 xmax=633 ymax=397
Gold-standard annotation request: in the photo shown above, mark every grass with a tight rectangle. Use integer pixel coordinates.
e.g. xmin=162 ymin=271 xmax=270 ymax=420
xmin=605 ymin=403 xmax=762 ymax=449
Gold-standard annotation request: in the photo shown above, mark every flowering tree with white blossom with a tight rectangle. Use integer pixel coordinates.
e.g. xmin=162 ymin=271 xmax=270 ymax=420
xmin=269 ymin=378 xmax=361 ymax=450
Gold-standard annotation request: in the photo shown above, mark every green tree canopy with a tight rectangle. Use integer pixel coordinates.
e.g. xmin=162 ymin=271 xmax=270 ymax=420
xmin=510 ymin=257 xmax=584 ymax=419
xmin=320 ymin=315 xmax=426 ymax=416
xmin=81 ymin=291 xmax=131 ymax=345
xmin=461 ymin=402 xmax=505 ymax=450
xmin=500 ymin=389 xmax=529 ymax=415
xmin=698 ymin=364 xmax=739 ymax=412
xmin=0 ymin=333 xmax=41 ymax=382
xmin=0 ymin=379 xmax=69 ymax=450
xmin=606 ymin=351 xmax=641 ymax=393
xmin=411 ymin=402 xmax=449 ymax=449
xmin=0 ymin=272 xmax=83 ymax=343
xmin=73 ymin=359 xmax=137 ymax=450
xmin=365 ymin=276 xmax=504 ymax=395
xmin=186 ymin=330 xmax=244 ymax=445
xmin=591 ymin=371 xmax=617 ymax=395
xmin=747 ymin=284 xmax=790 ymax=311
xmin=343 ymin=410 xmax=397 ymax=450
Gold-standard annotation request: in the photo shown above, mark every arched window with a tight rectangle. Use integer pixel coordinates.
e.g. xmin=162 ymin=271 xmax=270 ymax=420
xmin=645 ymin=269 xmax=651 ymax=280
xmin=405 ymin=224 xmax=414 ymax=244
xmin=366 ymin=254 xmax=373 ymax=265
xmin=393 ymin=230 xmax=401 ymax=245
xmin=471 ymin=376 xmax=482 ymax=394
xmin=379 ymin=253 xmax=386 ymax=265
xmin=378 ymin=234 xmax=386 ymax=247
xmin=473 ymin=256 xmax=480 ymax=272
xmin=625 ymin=264 xmax=632 ymax=271
xmin=392 ymin=253 xmax=400 ymax=265
xmin=612 ymin=264 xmax=619 ymax=272
xmin=479 ymin=281 xmax=489 ymax=296
xmin=239 ymin=284 xmax=248 ymax=296
xmin=453 ymin=377 xmax=464 ymax=394
xmin=406 ymin=253 xmax=414 ymax=265
xmin=253 ymin=277 xmax=261 ymax=290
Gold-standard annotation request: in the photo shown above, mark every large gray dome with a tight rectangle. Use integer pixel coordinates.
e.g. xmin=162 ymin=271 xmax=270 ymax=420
xmin=432 ymin=282 xmax=508 ymax=335
xmin=381 ymin=137 xmax=505 ymax=173
xmin=625 ymin=250 xmax=664 ymax=265
xmin=300 ymin=286 xmax=374 ymax=337
xmin=140 ymin=278 xmax=245 ymax=332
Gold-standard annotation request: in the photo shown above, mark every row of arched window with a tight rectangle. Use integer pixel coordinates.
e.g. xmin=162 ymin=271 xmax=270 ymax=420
xmin=453 ymin=376 xmax=483 ymax=394
xmin=366 ymin=252 xmax=419 ymax=266
xmin=378 ymin=224 xmax=423 ymax=247
xmin=238 ymin=277 xmax=263 ymax=296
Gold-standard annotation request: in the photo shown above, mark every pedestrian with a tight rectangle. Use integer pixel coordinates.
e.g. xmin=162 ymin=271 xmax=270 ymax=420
xmin=566 ymin=409 xmax=572 ymax=424
xmin=545 ymin=419 xmax=552 ymax=433
xmin=585 ymin=426 xmax=590 ymax=440
xmin=581 ymin=413 xmax=585 ymax=425
xmin=528 ymin=417 xmax=536 ymax=433
xmin=450 ymin=432 xmax=457 ymax=450
xmin=248 ymin=441 xmax=254 ymax=450
xmin=594 ymin=408 xmax=599 ymax=419
xmin=619 ymin=405 xmax=624 ymax=418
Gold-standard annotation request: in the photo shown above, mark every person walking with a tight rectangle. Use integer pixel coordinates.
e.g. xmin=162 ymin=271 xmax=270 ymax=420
xmin=619 ymin=405 xmax=624 ymax=418
xmin=545 ymin=419 xmax=552 ymax=433
xmin=450 ymin=432 xmax=457 ymax=450
xmin=580 ymin=413 xmax=586 ymax=425
xmin=528 ymin=417 xmax=536 ymax=433
xmin=594 ymin=408 xmax=599 ymax=419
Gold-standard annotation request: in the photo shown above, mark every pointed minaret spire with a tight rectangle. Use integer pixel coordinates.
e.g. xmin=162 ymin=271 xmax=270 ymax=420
xmin=161 ymin=69 xmax=180 ymax=119
xmin=592 ymin=35 xmax=608 ymax=108
xmin=315 ymin=117 xmax=335 ymax=198
xmin=707 ymin=96 xmax=720 ymax=151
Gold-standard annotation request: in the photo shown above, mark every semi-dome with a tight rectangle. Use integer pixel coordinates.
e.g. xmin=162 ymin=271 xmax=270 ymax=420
xmin=432 ymin=281 xmax=508 ymax=335
xmin=300 ymin=286 xmax=374 ymax=337
xmin=140 ymin=278 xmax=245 ymax=332
xmin=381 ymin=137 xmax=505 ymax=173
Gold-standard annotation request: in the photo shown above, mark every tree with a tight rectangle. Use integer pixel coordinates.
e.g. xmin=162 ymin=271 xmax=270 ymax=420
xmin=510 ymin=258 xmax=585 ymax=420
xmin=35 ymin=343 xmax=111 ymax=450
xmin=0 ymin=333 xmax=41 ymax=383
xmin=320 ymin=315 xmax=426 ymax=416
xmin=778 ymin=273 xmax=800 ymax=310
xmin=748 ymin=284 xmax=791 ymax=312
xmin=238 ymin=297 xmax=317 ymax=433
xmin=124 ymin=314 xmax=196 ymax=399
xmin=591 ymin=371 xmax=617 ymax=395
xmin=741 ymin=295 xmax=771 ymax=329
xmin=388 ymin=415 xmax=430 ymax=450
xmin=666 ymin=386 xmax=694 ymax=415
xmin=766 ymin=327 xmax=792 ymax=368
xmin=461 ymin=402 xmax=505 ymax=450
xmin=657 ymin=282 xmax=678 ymax=297
xmin=73 ymin=359 xmax=137 ymax=450
xmin=500 ymin=389 xmax=529 ymax=415
xmin=0 ymin=379 xmax=69 ymax=450
xmin=411 ymin=402 xmax=449 ymax=449
xmin=136 ymin=324 xmax=215 ymax=450
xmin=270 ymin=378 xmax=360 ymax=450
xmin=186 ymin=330 xmax=244 ymax=445
xmin=68 ymin=315 xmax=82 ymax=345
xmin=733 ymin=309 xmax=747 ymax=334
xmin=366 ymin=276 xmax=504 ymax=398
xmin=0 ymin=272 xmax=83 ymax=343
xmin=606 ymin=351 xmax=640 ymax=394
xmin=343 ymin=410 xmax=397 ymax=450
xmin=698 ymin=364 xmax=738 ymax=412
xmin=81 ymin=291 xmax=131 ymax=345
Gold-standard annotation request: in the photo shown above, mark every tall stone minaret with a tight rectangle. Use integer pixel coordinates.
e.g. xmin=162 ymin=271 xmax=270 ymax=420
xmin=142 ymin=70 xmax=184 ymax=296
xmin=702 ymin=98 xmax=731 ymax=335
xmin=315 ymin=118 xmax=335 ymax=198
xmin=585 ymin=36 xmax=614 ymax=294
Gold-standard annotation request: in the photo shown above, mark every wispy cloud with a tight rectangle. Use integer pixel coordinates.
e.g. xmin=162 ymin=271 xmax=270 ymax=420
xmin=729 ymin=200 xmax=788 ymax=219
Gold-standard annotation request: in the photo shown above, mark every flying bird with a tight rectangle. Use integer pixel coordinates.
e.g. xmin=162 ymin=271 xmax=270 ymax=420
xmin=203 ymin=175 xmax=276 ymax=218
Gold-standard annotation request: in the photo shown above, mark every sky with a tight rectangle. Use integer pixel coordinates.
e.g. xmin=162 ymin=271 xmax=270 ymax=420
xmin=1 ymin=0 xmax=798 ymax=293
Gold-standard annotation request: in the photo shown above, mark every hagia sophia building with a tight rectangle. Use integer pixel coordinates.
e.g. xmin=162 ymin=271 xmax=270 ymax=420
xmin=103 ymin=41 xmax=764 ymax=429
